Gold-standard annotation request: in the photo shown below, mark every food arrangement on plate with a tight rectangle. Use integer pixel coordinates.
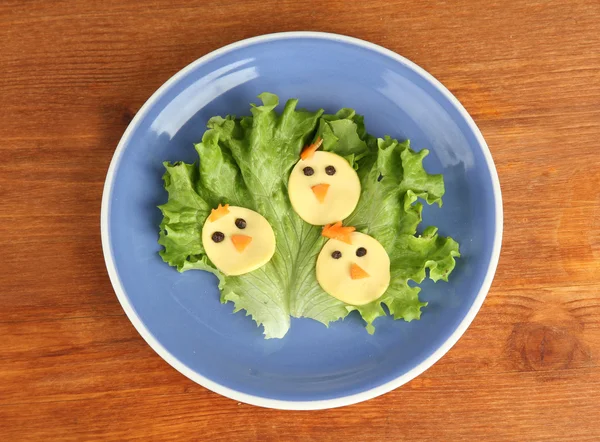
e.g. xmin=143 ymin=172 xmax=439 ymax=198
xmin=102 ymin=32 xmax=502 ymax=408
xmin=158 ymin=93 xmax=460 ymax=339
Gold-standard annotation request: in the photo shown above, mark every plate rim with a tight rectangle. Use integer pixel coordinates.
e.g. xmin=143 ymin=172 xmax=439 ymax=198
xmin=100 ymin=31 xmax=503 ymax=410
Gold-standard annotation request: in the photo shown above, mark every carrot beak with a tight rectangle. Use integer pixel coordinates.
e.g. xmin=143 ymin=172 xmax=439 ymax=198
xmin=350 ymin=263 xmax=370 ymax=280
xmin=311 ymin=183 xmax=330 ymax=203
xmin=231 ymin=235 xmax=252 ymax=252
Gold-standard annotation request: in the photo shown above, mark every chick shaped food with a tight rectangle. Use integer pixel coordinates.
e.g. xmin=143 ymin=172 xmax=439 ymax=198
xmin=288 ymin=138 xmax=361 ymax=225
xmin=316 ymin=222 xmax=390 ymax=305
xmin=202 ymin=204 xmax=276 ymax=276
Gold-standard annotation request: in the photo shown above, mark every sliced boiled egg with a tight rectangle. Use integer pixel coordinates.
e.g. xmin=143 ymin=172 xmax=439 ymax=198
xmin=316 ymin=228 xmax=390 ymax=305
xmin=202 ymin=204 xmax=276 ymax=276
xmin=288 ymin=149 xmax=361 ymax=226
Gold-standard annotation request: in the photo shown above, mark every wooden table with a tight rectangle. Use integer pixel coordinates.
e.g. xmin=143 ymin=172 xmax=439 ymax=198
xmin=2 ymin=1 xmax=599 ymax=440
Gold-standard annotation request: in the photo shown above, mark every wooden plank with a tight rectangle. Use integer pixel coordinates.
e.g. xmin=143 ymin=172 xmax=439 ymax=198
xmin=0 ymin=369 xmax=598 ymax=441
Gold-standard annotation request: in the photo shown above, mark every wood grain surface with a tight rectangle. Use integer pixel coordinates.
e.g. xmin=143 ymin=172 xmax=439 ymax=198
xmin=1 ymin=0 xmax=599 ymax=440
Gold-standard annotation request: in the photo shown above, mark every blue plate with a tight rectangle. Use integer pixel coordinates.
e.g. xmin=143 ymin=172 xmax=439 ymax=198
xmin=101 ymin=32 xmax=502 ymax=409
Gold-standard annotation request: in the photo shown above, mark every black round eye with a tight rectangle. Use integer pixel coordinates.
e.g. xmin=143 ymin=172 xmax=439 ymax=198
xmin=356 ymin=247 xmax=367 ymax=257
xmin=331 ymin=250 xmax=342 ymax=259
xmin=325 ymin=165 xmax=336 ymax=175
xmin=211 ymin=232 xmax=225 ymax=243
xmin=303 ymin=166 xmax=314 ymax=176
xmin=235 ymin=218 xmax=247 ymax=229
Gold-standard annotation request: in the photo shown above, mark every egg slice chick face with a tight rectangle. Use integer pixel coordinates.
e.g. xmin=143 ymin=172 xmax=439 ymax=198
xmin=202 ymin=205 xmax=276 ymax=276
xmin=288 ymin=151 xmax=361 ymax=226
xmin=316 ymin=232 xmax=390 ymax=305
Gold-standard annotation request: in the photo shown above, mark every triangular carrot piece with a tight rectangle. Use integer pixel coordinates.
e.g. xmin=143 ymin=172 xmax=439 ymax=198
xmin=322 ymin=222 xmax=355 ymax=244
xmin=350 ymin=263 xmax=370 ymax=280
xmin=231 ymin=235 xmax=252 ymax=252
xmin=209 ymin=203 xmax=230 ymax=222
xmin=300 ymin=137 xmax=323 ymax=160
xmin=311 ymin=183 xmax=330 ymax=203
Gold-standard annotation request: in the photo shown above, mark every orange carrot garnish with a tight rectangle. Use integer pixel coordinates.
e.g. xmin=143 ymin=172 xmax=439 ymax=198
xmin=208 ymin=203 xmax=230 ymax=222
xmin=311 ymin=183 xmax=330 ymax=203
xmin=231 ymin=234 xmax=252 ymax=252
xmin=350 ymin=263 xmax=370 ymax=280
xmin=322 ymin=222 xmax=356 ymax=244
xmin=300 ymin=137 xmax=323 ymax=160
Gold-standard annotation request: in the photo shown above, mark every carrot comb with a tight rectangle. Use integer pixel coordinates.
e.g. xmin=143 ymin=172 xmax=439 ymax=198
xmin=208 ymin=203 xmax=230 ymax=222
xmin=322 ymin=222 xmax=355 ymax=244
xmin=300 ymin=137 xmax=323 ymax=160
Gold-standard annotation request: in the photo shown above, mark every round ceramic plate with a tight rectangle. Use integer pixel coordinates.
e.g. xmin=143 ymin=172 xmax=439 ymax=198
xmin=101 ymin=32 xmax=502 ymax=410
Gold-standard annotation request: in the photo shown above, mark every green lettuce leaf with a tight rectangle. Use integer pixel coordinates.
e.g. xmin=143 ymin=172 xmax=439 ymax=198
xmin=158 ymin=93 xmax=459 ymax=338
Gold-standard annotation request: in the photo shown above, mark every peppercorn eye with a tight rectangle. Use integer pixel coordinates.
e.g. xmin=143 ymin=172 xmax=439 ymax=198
xmin=331 ymin=250 xmax=342 ymax=259
xmin=325 ymin=165 xmax=336 ymax=176
xmin=211 ymin=231 xmax=225 ymax=243
xmin=235 ymin=218 xmax=247 ymax=229
xmin=356 ymin=247 xmax=367 ymax=257
xmin=303 ymin=166 xmax=314 ymax=176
